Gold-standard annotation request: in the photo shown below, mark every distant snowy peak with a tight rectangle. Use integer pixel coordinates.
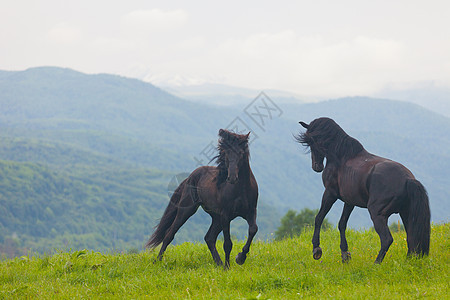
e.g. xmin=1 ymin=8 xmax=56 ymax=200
xmin=124 ymin=68 xmax=310 ymax=101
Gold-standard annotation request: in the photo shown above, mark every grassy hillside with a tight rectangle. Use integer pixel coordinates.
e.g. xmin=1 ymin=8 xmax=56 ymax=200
xmin=0 ymin=223 xmax=447 ymax=299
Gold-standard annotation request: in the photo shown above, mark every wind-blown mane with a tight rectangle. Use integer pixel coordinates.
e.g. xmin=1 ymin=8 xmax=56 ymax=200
xmin=213 ymin=129 xmax=250 ymax=187
xmin=297 ymin=117 xmax=364 ymax=163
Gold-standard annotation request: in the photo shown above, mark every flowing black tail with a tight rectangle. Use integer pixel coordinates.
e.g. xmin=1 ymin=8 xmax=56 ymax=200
xmin=145 ymin=179 xmax=187 ymax=249
xmin=405 ymin=179 xmax=431 ymax=256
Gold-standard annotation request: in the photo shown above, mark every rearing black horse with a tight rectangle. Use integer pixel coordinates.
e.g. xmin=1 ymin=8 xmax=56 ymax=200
xmin=146 ymin=129 xmax=258 ymax=269
xmin=297 ymin=117 xmax=430 ymax=263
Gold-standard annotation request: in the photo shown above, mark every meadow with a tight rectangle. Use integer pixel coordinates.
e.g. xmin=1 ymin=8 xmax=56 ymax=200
xmin=0 ymin=223 xmax=448 ymax=299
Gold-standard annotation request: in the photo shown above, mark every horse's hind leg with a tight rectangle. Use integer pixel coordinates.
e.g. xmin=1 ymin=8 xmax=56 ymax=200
xmin=400 ymin=210 xmax=414 ymax=256
xmin=399 ymin=211 xmax=409 ymax=235
xmin=338 ymin=203 xmax=354 ymax=263
xmin=156 ymin=203 xmax=199 ymax=261
xmin=236 ymin=212 xmax=258 ymax=265
xmin=369 ymin=209 xmax=393 ymax=264
xmin=204 ymin=215 xmax=223 ymax=266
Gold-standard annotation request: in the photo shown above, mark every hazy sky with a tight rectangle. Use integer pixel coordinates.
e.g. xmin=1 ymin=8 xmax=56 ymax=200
xmin=1 ymin=0 xmax=449 ymax=97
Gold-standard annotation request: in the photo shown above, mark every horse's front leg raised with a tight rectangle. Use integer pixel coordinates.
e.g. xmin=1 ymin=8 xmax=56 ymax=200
xmin=236 ymin=212 xmax=258 ymax=265
xmin=312 ymin=189 xmax=337 ymax=260
xmin=339 ymin=203 xmax=354 ymax=263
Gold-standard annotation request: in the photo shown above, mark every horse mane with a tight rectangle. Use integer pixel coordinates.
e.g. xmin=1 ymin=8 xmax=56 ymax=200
xmin=212 ymin=129 xmax=250 ymax=187
xmin=297 ymin=117 xmax=364 ymax=163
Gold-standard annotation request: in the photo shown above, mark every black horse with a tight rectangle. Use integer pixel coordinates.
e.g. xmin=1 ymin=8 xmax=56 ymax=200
xmin=146 ymin=129 xmax=258 ymax=269
xmin=297 ymin=117 xmax=430 ymax=263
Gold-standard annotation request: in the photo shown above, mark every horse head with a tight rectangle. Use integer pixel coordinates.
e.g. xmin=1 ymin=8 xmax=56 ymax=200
xmin=298 ymin=121 xmax=325 ymax=173
xmin=218 ymin=129 xmax=250 ymax=184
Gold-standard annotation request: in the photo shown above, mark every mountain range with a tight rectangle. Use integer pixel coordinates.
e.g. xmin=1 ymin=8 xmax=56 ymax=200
xmin=0 ymin=67 xmax=448 ymax=255
xmin=164 ymin=81 xmax=450 ymax=118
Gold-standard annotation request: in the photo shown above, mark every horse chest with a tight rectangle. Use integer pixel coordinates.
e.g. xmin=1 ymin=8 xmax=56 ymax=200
xmin=224 ymin=196 xmax=247 ymax=215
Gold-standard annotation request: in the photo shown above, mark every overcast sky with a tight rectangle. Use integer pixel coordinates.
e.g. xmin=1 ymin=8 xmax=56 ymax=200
xmin=1 ymin=0 xmax=449 ymax=98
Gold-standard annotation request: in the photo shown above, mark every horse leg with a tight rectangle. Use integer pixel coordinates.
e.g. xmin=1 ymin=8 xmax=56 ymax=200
xmin=221 ymin=216 xmax=232 ymax=270
xmin=236 ymin=212 xmax=258 ymax=265
xmin=369 ymin=208 xmax=393 ymax=264
xmin=399 ymin=211 xmax=409 ymax=235
xmin=156 ymin=203 xmax=199 ymax=261
xmin=399 ymin=210 xmax=413 ymax=255
xmin=312 ymin=190 xmax=337 ymax=260
xmin=338 ymin=203 xmax=354 ymax=263
xmin=204 ymin=215 xmax=223 ymax=266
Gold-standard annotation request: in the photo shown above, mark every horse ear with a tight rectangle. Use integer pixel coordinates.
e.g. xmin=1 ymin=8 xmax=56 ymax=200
xmin=245 ymin=132 xmax=250 ymax=139
xmin=299 ymin=121 xmax=309 ymax=129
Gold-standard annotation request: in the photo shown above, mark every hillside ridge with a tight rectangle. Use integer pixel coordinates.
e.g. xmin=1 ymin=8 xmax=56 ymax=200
xmin=0 ymin=66 xmax=448 ymax=257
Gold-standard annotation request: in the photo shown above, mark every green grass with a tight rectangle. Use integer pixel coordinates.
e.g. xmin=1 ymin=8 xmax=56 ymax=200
xmin=1 ymin=223 xmax=448 ymax=299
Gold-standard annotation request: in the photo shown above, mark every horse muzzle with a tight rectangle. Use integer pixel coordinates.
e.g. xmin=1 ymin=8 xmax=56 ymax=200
xmin=313 ymin=163 xmax=324 ymax=173
xmin=226 ymin=176 xmax=238 ymax=184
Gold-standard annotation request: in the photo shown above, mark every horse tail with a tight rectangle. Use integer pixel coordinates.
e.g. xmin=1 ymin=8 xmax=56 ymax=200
xmin=405 ymin=179 xmax=431 ymax=256
xmin=145 ymin=178 xmax=188 ymax=249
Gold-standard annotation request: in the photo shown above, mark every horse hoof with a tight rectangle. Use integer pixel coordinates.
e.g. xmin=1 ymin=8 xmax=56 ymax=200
xmin=313 ymin=247 xmax=322 ymax=260
xmin=341 ymin=251 xmax=351 ymax=263
xmin=235 ymin=252 xmax=247 ymax=265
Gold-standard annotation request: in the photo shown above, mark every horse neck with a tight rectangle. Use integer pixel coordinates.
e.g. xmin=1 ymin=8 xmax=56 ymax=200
xmin=326 ymin=134 xmax=364 ymax=164
xmin=238 ymin=156 xmax=252 ymax=182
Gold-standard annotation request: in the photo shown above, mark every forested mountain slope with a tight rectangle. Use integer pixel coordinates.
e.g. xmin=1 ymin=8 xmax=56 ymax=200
xmin=0 ymin=67 xmax=448 ymax=256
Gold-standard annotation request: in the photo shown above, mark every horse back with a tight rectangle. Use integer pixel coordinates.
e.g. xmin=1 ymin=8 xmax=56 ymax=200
xmin=191 ymin=165 xmax=219 ymax=198
xmin=337 ymin=151 xmax=413 ymax=208
xmin=367 ymin=159 xmax=415 ymax=201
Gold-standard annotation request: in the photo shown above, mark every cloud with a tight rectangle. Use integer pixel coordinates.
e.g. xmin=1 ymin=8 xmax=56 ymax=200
xmin=119 ymin=27 xmax=409 ymax=97
xmin=121 ymin=9 xmax=188 ymax=34
xmin=2 ymin=2 xmax=450 ymax=98
xmin=46 ymin=23 xmax=83 ymax=45
xmin=91 ymin=37 xmax=135 ymax=53
xmin=206 ymin=31 xmax=406 ymax=96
